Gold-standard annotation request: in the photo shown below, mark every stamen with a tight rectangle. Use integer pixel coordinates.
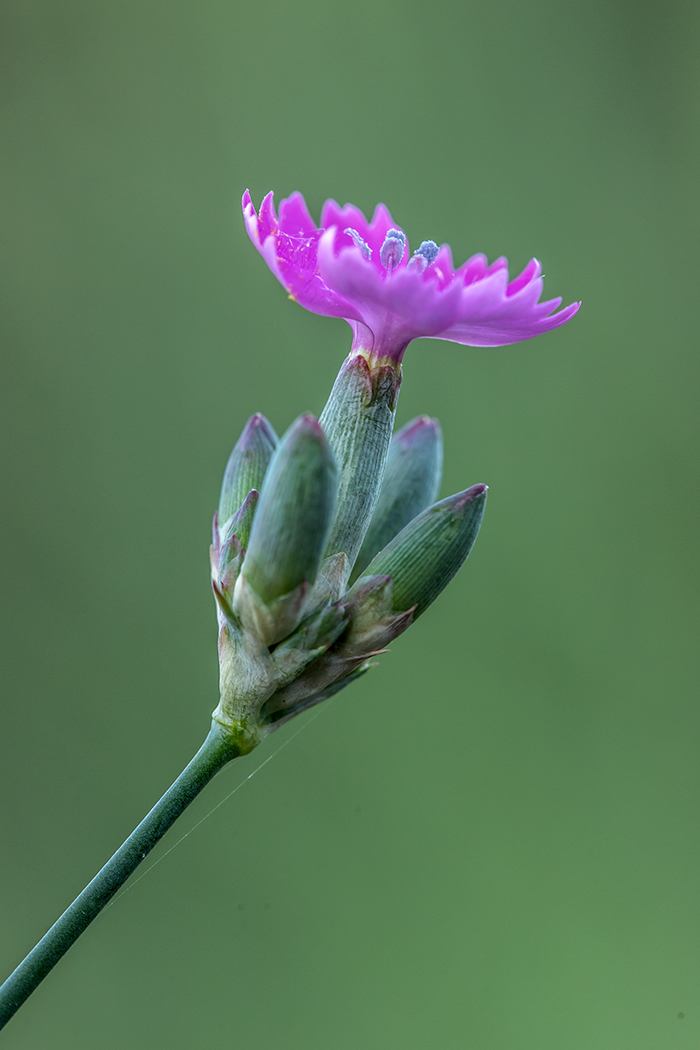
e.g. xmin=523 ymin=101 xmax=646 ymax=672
xmin=414 ymin=240 xmax=439 ymax=266
xmin=344 ymin=228 xmax=372 ymax=260
xmin=379 ymin=228 xmax=406 ymax=272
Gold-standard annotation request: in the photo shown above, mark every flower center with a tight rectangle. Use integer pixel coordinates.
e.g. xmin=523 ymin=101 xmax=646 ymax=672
xmin=345 ymin=227 xmax=438 ymax=276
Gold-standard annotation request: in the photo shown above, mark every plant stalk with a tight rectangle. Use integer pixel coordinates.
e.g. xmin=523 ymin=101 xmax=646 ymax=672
xmin=0 ymin=720 xmax=240 ymax=1030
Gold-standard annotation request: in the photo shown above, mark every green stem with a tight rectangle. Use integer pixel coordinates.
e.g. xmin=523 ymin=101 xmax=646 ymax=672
xmin=0 ymin=720 xmax=240 ymax=1031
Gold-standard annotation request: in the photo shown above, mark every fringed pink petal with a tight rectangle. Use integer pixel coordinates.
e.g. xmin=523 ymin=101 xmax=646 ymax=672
xmin=485 ymin=256 xmax=508 ymax=275
xmin=507 ymin=258 xmax=541 ymax=297
xmin=242 ymin=190 xmax=580 ymax=356
xmin=257 ymin=192 xmax=277 ymax=243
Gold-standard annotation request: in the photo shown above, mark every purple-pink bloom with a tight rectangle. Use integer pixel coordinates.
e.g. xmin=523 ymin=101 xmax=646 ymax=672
xmin=243 ymin=189 xmax=580 ymax=364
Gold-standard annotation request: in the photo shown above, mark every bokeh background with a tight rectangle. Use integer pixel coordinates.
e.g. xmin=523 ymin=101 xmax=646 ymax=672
xmin=1 ymin=0 xmax=698 ymax=1046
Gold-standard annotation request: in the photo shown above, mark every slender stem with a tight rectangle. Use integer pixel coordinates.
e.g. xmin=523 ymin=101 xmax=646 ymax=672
xmin=0 ymin=720 xmax=240 ymax=1031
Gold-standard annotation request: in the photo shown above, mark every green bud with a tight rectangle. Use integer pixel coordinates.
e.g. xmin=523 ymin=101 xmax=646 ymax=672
xmin=319 ymin=352 xmax=401 ymax=583
xmin=353 ymin=415 xmax=443 ymax=580
xmin=235 ymin=414 xmax=338 ymax=644
xmin=218 ymin=413 xmax=278 ymax=525
xmin=350 ymin=484 xmax=487 ymax=619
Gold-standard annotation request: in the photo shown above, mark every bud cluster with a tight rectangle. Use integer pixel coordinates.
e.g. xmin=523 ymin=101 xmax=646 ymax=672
xmin=211 ymin=351 xmax=486 ymax=754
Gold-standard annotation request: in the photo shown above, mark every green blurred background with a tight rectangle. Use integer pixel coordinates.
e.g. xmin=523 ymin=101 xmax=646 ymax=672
xmin=1 ymin=0 xmax=698 ymax=1046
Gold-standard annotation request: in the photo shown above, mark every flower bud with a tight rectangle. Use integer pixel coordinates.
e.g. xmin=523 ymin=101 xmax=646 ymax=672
xmin=234 ymin=414 xmax=338 ymax=644
xmin=218 ymin=413 xmax=278 ymax=526
xmin=319 ymin=352 xmax=401 ymax=584
xmin=351 ymin=484 xmax=487 ymax=619
xmin=353 ymin=415 xmax=443 ymax=580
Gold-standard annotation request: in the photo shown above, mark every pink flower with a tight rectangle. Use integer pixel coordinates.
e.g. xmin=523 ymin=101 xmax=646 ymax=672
xmin=243 ymin=189 xmax=580 ymax=364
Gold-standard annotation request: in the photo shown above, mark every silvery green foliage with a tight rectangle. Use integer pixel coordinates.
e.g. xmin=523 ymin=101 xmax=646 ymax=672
xmin=211 ymin=352 xmax=486 ymax=753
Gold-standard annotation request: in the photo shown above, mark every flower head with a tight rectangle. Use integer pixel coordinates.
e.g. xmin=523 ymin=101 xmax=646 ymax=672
xmin=243 ymin=189 xmax=580 ymax=364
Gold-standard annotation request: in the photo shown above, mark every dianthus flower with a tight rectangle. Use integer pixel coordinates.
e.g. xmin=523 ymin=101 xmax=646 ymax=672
xmin=243 ymin=189 xmax=580 ymax=364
